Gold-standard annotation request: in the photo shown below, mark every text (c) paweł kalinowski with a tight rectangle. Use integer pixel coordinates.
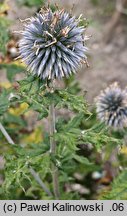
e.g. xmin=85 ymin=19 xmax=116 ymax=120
xmin=20 ymin=202 xmax=104 ymax=212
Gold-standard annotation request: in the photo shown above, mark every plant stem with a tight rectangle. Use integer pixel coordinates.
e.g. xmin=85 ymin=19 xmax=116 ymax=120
xmin=29 ymin=167 xmax=53 ymax=197
xmin=50 ymin=102 xmax=56 ymax=153
xmin=0 ymin=122 xmax=53 ymax=197
xmin=0 ymin=123 xmax=14 ymax=145
xmin=49 ymin=82 xmax=60 ymax=199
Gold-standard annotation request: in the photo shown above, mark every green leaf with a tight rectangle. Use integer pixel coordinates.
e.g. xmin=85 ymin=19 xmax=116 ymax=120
xmin=4 ymin=113 xmax=26 ymax=128
xmin=17 ymin=75 xmax=49 ymax=119
xmin=0 ymin=17 xmax=10 ymax=54
xmin=19 ymin=74 xmax=45 ymax=95
xmin=38 ymin=111 xmax=48 ymax=120
xmin=81 ymin=123 xmax=122 ymax=151
xmin=73 ymin=154 xmax=94 ymax=166
xmin=55 ymin=129 xmax=80 ymax=152
xmin=56 ymin=89 xmax=91 ymax=115
xmin=17 ymin=0 xmax=45 ymax=7
xmin=0 ymin=89 xmax=10 ymax=116
xmin=0 ymin=64 xmax=25 ymax=82
xmin=64 ymin=113 xmax=84 ymax=130
xmin=101 ymin=170 xmax=127 ymax=200
xmin=19 ymin=75 xmax=36 ymax=93
xmin=3 ymin=142 xmax=50 ymax=195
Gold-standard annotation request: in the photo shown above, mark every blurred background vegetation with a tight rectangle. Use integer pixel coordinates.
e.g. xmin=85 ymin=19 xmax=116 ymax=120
xmin=0 ymin=0 xmax=127 ymax=200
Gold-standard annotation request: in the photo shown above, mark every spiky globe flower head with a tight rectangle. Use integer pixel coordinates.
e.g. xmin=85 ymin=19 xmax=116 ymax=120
xmin=18 ymin=7 xmax=88 ymax=80
xmin=95 ymin=82 xmax=127 ymax=128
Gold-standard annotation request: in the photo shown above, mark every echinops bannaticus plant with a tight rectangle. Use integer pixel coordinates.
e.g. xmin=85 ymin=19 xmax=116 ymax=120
xmin=15 ymin=4 xmax=90 ymax=200
xmin=96 ymin=82 xmax=127 ymax=128
xmin=18 ymin=7 xmax=88 ymax=80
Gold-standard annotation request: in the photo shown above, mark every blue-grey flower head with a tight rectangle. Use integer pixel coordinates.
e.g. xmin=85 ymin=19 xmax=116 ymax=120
xmin=18 ymin=7 xmax=88 ymax=80
xmin=95 ymin=83 xmax=127 ymax=128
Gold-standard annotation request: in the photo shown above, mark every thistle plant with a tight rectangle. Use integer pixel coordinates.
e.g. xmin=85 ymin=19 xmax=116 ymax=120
xmin=95 ymin=83 xmax=127 ymax=200
xmin=95 ymin=83 xmax=127 ymax=128
xmin=15 ymin=5 xmax=88 ymax=199
xmin=1 ymin=3 xmax=125 ymax=200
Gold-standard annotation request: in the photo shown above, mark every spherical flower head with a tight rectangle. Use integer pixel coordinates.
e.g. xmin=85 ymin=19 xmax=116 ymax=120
xmin=18 ymin=7 xmax=88 ymax=80
xmin=95 ymin=82 xmax=127 ymax=128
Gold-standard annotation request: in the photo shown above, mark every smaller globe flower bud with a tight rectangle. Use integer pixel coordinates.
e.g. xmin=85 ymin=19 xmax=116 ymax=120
xmin=95 ymin=82 xmax=127 ymax=128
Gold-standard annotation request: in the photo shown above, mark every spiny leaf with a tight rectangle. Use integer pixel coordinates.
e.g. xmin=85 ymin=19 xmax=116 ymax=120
xmin=81 ymin=123 xmax=122 ymax=151
xmin=101 ymin=170 xmax=127 ymax=200
xmin=56 ymin=89 xmax=91 ymax=115
xmin=64 ymin=113 xmax=84 ymax=130
xmin=73 ymin=154 xmax=94 ymax=166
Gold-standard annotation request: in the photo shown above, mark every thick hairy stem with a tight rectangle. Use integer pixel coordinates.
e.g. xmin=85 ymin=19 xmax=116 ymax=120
xmin=0 ymin=122 xmax=52 ymax=197
xmin=49 ymin=83 xmax=60 ymax=200
xmin=50 ymin=103 xmax=56 ymax=153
